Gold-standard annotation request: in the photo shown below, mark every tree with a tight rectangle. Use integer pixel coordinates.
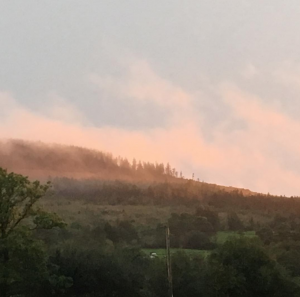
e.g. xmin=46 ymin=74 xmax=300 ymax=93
xmin=165 ymin=163 xmax=171 ymax=176
xmin=0 ymin=168 xmax=64 ymax=297
xmin=185 ymin=231 xmax=212 ymax=249
xmin=256 ymin=226 xmax=274 ymax=245
xmin=132 ymin=158 xmax=137 ymax=171
xmin=1 ymin=229 xmax=49 ymax=296
xmin=171 ymin=251 xmax=205 ymax=297
xmin=277 ymin=247 xmax=300 ymax=277
xmin=195 ymin=207 xmax=220 ymax=231
xmin=48 ymin=246 xmax=147 ymax=297
xmin=227 ymin=212 xmax=244 ymax=231
xmin=204 ymin=238 xmax=300 ymax=297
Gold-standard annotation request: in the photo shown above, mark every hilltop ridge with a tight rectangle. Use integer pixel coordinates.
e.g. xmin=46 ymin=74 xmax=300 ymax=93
xmin=0 ymin=139 xmax=255 ymax=196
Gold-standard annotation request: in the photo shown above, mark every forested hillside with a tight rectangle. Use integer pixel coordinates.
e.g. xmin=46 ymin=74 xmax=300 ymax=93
xmin=0 ymin=139 xmax=254 ymax=195
xmin=2 ymin=140 xmax=300 ymax=296
xmin=0 ymin=139 xmax=171 ymax=181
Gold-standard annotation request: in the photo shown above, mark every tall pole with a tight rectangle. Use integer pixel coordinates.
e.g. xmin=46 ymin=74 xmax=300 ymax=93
xmin=166 ymin=224 xmax=173 ymax=297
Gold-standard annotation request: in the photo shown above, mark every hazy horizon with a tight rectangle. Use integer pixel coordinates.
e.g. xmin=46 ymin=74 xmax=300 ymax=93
xmin=1 ymin=1 xmax=300 ymax=195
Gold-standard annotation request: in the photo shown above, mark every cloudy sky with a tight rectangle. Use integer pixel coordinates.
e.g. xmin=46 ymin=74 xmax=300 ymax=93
xmin=1 ymin=1 xmax=300 ymax=195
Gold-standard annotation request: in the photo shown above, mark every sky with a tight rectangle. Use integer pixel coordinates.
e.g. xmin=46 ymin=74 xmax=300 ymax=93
xmin=1 ymin=1 xmax=300 ymax=195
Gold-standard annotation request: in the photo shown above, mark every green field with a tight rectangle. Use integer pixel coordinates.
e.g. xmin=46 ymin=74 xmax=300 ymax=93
xmin=142 ymin=248 xmax=210 ymax=258
xmin=214 ymin=231 xmax=257 ymax=244
xmin=142 ymin=231 xmax=257 ymax=258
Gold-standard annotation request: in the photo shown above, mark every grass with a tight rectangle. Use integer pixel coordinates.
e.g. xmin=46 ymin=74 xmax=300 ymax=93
xmin=142 ymin=231 xmax=257 ymax=259
xmin=141 ymin=248 xmax=210 ymax=258
xmin=214 ymin=231 xmax=257 ymax=244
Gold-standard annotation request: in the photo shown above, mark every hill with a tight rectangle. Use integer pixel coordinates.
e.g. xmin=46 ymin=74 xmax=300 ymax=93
xmin=0 ymin=139 xmax=168 ymax=181
xmin=0 ymin=138 xmax=254 ymax=195
xmin=2 ymin=139 xmax=300 ymax=297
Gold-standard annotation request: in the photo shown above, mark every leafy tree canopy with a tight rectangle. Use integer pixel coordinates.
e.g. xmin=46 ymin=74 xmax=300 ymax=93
xmin=0 ymin=168 xmax=65 ymax=297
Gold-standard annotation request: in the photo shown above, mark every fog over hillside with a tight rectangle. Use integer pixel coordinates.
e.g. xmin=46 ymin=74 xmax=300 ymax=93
xmin=0 ymin=139 xmax=169 ymax=181
xmin=0 ymin=139 xmax=255 ymax=196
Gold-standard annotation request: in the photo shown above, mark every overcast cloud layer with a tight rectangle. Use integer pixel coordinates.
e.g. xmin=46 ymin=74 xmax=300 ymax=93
xmin=1 ymin=1 xmax=300 ymax=196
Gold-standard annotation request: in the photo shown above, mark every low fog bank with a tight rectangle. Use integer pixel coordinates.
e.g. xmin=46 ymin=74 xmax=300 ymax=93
xmin=0 ymin=139 xmax=254 ymax=196
xmin=0 ymin=139 xmax=174 ymax=181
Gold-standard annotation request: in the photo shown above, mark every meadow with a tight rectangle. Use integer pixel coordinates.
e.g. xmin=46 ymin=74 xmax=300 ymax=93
xmin=142 ymin=231 xmax=257 ymax=258
xmin=142 ymin=248 xmax=211 ymax=258
xmin=213 ymin=230 xmax=257 ymax=244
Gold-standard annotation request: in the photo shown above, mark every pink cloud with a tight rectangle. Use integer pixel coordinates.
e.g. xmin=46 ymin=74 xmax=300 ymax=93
xmin=2 ymin=61 xmax=300 ymax=196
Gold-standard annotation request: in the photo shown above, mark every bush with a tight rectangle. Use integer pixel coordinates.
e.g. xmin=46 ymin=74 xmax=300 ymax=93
xmin=186 ymin=231 xmax=212 ymax=250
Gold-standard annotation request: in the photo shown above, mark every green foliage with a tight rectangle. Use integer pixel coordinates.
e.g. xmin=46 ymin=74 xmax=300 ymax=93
xmin=214 ymin=231 xmax=257 ymax=244
xmin=227 ymin=212 xmax=244 ymax=231
xmin=171 ymin=251 xmax=205 ymax=297
xmin=168 ymin=212 xmax=216 ymax=248
xmin=257 ymin=226 xmax=274 ymax=244
xmin=205 ymin=238 xmax=300 ymax=297
xmin=0 ymin=168 xmax=65 ymax=297
xmin=33 ymin=209 xmax=66 ymax=230
xmin=185 ymin=231 xmax=213 ymax=249
xmin=4 ymin=165 xmax=300 ymax=296
xmin=195 ymin=207 xmax=220 ymax=230
xmin=104 ymin=220 xmax=139 ymax=245
xmin=277 ymin=247 xmax=300 ymax=277
xmin=47 ymin=246 xmax=149 ymax=297
xmin=0 ymin=168 xmax=50 ymax=239
xmin=0 ymin=228 xmax=48 ymax=296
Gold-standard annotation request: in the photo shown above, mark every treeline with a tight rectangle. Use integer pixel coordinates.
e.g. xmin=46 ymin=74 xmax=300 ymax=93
xmin=51 ymin=178 xmax=231 ymax=206
xmin=0 ymin=139 xmax=180 ymax=181
xmin=5 ymin=210 xmax=300 ymax=296
xmin=39 ymin=207 xmax=244 ymax=250
xmin=205 ymin=190 xmax=300 ymax=214
xmin=20 ymin=239 xmax=300 ymax=297
xmin=5 ymin=225 xmax=300 ymax=297
xmin=50 ymin=177 xmax=300 ymax=216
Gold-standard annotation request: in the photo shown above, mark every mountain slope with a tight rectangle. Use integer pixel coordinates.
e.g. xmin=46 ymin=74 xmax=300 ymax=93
xmin=0 ymin=139 xmax=254 ymax=195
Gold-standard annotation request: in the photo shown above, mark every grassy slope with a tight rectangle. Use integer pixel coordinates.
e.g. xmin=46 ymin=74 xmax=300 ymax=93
xmin=142 ymin=248 xmax=211 ymax=258
xmin=213 ymin=231 xmax=257 ymax=244
xmin=142 ymin=231 xmax=258 ymax=258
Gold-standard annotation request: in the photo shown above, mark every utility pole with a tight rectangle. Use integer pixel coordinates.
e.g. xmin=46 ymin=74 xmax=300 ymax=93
xmin=166 ymin=224 xmax=173 ymax=297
